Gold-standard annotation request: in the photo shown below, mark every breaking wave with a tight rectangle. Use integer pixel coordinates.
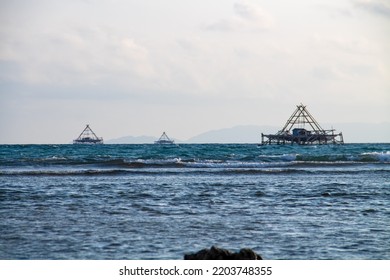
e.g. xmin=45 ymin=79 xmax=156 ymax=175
xmin=1 ymin=144 xmax=389 ymax=177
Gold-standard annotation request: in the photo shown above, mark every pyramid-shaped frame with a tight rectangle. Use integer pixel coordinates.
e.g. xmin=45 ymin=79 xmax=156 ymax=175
xmin=154 ymin=132 xmax=175 ymax=144
xmin=261 ymin=104 xmax=343 ymax=145
xmin=73 ymin=124 xmax=103 ymax=144
xmin=279 ymin=104 xmax=324 ymax=133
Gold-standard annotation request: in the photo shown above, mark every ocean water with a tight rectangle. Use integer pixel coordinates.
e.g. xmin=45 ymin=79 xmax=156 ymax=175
xmin=0 ymin=143 xmax=389 ymax=260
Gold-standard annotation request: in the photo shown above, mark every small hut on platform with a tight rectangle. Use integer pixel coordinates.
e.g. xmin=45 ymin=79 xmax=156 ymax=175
xmin=73 ymin=124 xmax=103 ymax=144
xmin=154 ymin=132 xmax=175 ymax=144
xmin=261 ymin=104 xmax=343 ymax=145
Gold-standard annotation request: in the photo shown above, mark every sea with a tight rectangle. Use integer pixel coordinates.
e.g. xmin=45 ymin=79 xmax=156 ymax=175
xmin=0 ymin=143 xmax=389 ymax=260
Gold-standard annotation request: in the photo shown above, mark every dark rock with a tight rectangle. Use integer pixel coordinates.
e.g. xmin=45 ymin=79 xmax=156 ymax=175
xmin=184 ymin=246 xmax=263 ymax=260
xmin=236 ymin=248 xmax=262 ymax=260
xmin=255 ymin=191 xmax=266 ymax=197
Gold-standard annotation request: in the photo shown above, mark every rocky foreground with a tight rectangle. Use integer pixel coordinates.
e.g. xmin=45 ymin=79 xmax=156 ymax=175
xmin=184 ymin=246 xmax=263 ymax=260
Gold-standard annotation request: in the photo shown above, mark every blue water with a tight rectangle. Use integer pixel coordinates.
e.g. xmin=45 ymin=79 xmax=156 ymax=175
xmin=1 ymin=144 xmax=389 ymax=259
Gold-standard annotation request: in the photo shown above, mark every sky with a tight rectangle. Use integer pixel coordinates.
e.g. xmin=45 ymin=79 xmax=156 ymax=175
xmin=0 ymin=0 xmax=389 ymax=143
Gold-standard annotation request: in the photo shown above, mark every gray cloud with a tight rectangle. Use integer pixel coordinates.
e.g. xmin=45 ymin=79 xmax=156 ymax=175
xmin=1 ymin=0 xmax=389 ymax=143
xmin=204 ymin=1 xmax=274 ymax=32
xmin=355 ymin=0 xmax=390 ymax=17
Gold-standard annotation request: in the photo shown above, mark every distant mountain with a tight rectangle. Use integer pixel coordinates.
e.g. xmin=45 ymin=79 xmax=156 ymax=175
xmin=105 ymin=126 xmax=275 ymax=144
xmin=186 ymin=123 xmax=390 ymax=143
xmin=106 ymin=135 xmax=184 ymax=144
xmin=106 ymin=123 xmax=390 ymax=144
xmin=106 ymin=135 xmax=158 ymax=144
xmin=186 ymin=125 xmax=278 ymax=143
xmin=329 ymin=122 xmax=390 ymax=143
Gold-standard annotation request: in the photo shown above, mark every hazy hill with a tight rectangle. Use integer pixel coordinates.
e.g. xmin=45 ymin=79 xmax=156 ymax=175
xmin=105 ymin=125 xmax=273 ymax=144
xmin=187 ymin=123 xmax=390 ymax=143
xmin=330 ymin=122 xmax=390 ymax=143
xmin=106 ymin=135 xmax=183 ymax=144
xmin=186 ymin=125 xmax=278 ymax=143
xmin=106 ymin=123 xmax=390 ymax=144
xmin=106 ymin=135 xmax=158 ymax=144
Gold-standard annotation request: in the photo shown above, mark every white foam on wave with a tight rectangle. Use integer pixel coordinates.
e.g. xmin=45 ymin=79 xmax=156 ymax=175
xmin=257 ymin=154 xmax=297 ymax=162
xmin=362 ymin=151 xmax=390 ymax=162
xmin=185 ymin=160 xmax=292 ymax=169
xmin=281 ymin=154 xmax=298 ymax=161
xmin=131 ymin=158 xmax=183 ymax=164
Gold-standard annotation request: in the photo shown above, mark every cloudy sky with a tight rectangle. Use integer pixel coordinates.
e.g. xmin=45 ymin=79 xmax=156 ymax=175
xmin=0 ymin=0 xmax=389 ymax=143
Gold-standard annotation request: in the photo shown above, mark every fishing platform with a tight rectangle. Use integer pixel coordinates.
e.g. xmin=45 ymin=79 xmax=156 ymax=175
xmin=154 ymin=132 xmax=175 ymax=144
xmin=73 ymin=124 xmax=103 ymax=144
xmin=261 ymin=104 xmax=344 ymax=145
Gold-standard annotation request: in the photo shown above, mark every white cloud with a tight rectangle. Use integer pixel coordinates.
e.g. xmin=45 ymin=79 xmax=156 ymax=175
xmin=204 ymin=1 xmax=274 ymax=32
xmin=234 ymin=1 xmax=274 ymax=27
xmin=0 ymin=24 xmax=156 ymax=89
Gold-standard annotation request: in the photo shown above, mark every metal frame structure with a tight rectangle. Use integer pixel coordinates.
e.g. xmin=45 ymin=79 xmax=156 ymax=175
xmin=261 ymin=104 xmax=344 ymax=145
xmin=73 ymin=124 xmax=103 ymax=144
xmin=154 ymin=132 xmax=175 ymax=144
